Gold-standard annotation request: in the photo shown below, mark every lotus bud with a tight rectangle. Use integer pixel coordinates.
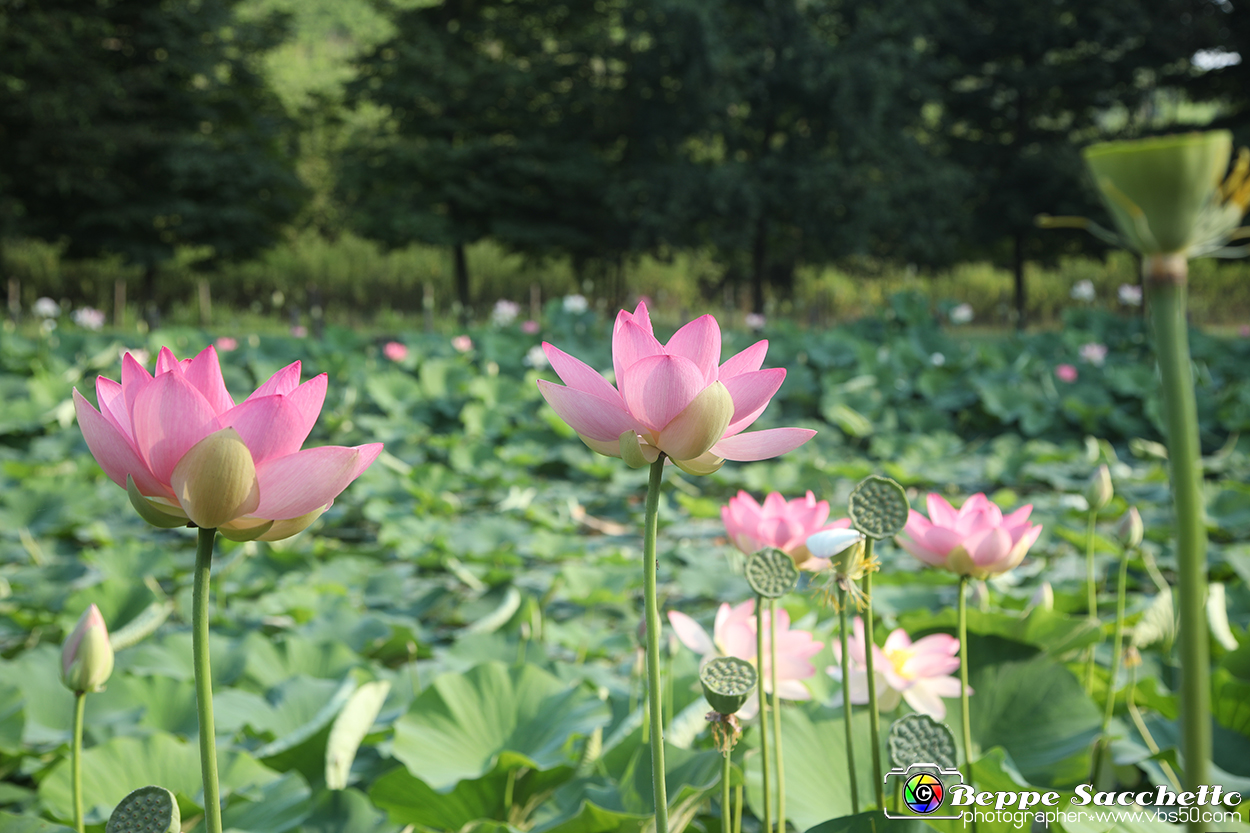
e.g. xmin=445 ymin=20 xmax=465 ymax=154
xmin=61 ymin=604 xmax=115 ymax=693
xmin=1086 ymin=464 xmax=1113 ymax=512
xmin=169 ymin=427 xmax=260 ymax=529
xmin=1117 ymin=506 xmax=1144 ymax=550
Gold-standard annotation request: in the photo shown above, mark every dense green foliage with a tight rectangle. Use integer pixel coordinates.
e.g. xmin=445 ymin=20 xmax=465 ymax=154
xmin=1 ymin=306 xmax=1249 ymax=829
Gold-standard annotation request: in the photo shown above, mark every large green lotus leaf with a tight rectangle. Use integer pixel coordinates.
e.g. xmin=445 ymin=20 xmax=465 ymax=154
xmin=744 ymin=704 xmax=878 ymax=830
xmin=39 ymin=732 xmax=282 ymax=825
xmin=218 ymin=772 xmax=312 ymax=833
xmin=238 ymin=633 xmax=363 ymax=689
xmin=0 ymin=646 xmax=74 ymax=746
xmin=805 ymin=811 xmax=941 ymax=833
xmin=301 ymin=787 xmax=391 ymax=833
xmin=0 ymin=813 xmax=76 ymax=833
xmin=115 ymin=632 xmax=249 ymax=687
xmin=966 ymin=655 xmax=1101 ymax=787
xmin=369 ymin=764 xmax=570 ymax=829
xmin=896 ymin=607 xmax=1100 ymax=658
xmin=390 ymin=662 xmax=609 ymax=791
xmin=58 ymin=577 xmax=159 ymax=636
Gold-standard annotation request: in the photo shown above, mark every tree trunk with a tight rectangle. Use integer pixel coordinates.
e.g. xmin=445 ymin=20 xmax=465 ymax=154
xmin=453 ymin=243 xmax=470 ymax=323
xmin=751 ymin=217 xmax=767 ymax=315
xmin=1013 ymin=232 xmax=1026 ymax=330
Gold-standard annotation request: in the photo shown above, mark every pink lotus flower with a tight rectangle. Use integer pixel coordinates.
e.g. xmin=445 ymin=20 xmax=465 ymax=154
xmin=669 ymin=600 xmax=822 ymax=718
xmin=383 ymin=341 xmax=409 ymax=362
xmin=536 ymin=302 xmax=815 ymax=475
xmin=452 ymin=335 xmax=473 ymax=353
xmin=1079 ymin=342 xmax=1108 ymax=367
xmin=722 ymin=490 xmax=852 ymax=570
xmin=1055 ymin=364 xmax=1078 ymax=383
xmin=522 ymin=320 xmax=541 ymax=335
xmin=896 ymin=493 xmax=1042 ymax=578
xmin=214 ymin=336 xmax=239 ymax=352
xmin=829 ymin=617 xmax=967 ymax=720
xmin=73 ymin=346 xmax=382 ymax=541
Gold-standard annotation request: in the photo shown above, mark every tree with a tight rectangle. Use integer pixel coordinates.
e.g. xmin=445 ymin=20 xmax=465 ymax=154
xmin=924 ymin=0 xmax=1203 ymax=327
xmin=340 ymin=0 xmax=719 ymax=315
xmin=687 ymin=0 xmax=968 ymax=313
xmin=0 ymin=0 xmax=305 ymax=310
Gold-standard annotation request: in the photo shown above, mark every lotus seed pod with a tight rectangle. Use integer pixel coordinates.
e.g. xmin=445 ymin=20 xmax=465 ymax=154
xmin=61 ymin=604 xmax=114 ymax=694
xmin=1086 ymin=464 xmax=1113 ymax=512
xmin=700 ymin=656 xmax=757 ymax=715
xmin=1084 ymin=131 xmax=1232 ymax=254
xmin=744 ymin=548 xmax=800 ymax=599
xmin=105 ymin=785 xmax=180 ymax=833
xmin=169 ymin=427 xmax=259 ymax=530
xmin=1117 ymin=506 xmax=1144 ymax=550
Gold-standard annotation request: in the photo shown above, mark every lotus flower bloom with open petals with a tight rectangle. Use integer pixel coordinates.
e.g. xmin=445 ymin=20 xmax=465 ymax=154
xmin=537 ymin=302 xmax=814 ymax=475
xmin=668 ymin=600 xmax=822 ymax=718
xmin=896 ymin=493 xmax=1042 ymax=578
xmin=73 ymin=346 xmax=382 ymax=541
xmin=722 ymin=490 xmax=852 ymax=570
xmin=829 ymin=617 xmax=967 ymax=720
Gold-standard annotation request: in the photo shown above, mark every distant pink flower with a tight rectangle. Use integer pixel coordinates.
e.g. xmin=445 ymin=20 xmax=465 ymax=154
xmin=522 ymin=320 xmax=541 ymax=335
xmin=1079 ymin=342 xmax=1108 ymax=366
xmin=291 ymin=325 xmax=308 ymax=338
xmin=896 ymin=493 xmax=1042 ymax=578
xmin=829 ymin=617 xmax=967 ymax=720
xmin=214 ymin=337 xmax=239 ymax=352
xmin=1055 ymin=364 xmax=1078 ymax=383
xmin=722 ymin=490 xmax=852 ymax=570
xmin=73 ymin=307 xmax=106 ymax=331
xmin=383 ymin=341 xmax=408 ymax=362
xmin=452 ymin=335 xmax=473 ymax=353
xmin=491 ymin=300 xmax=520 ymax=326
xmin=73 ymin=346 xmax=382 ymax=541
xmin=668 ymin=599 xmax=823 ymax=718
xmin=745 ymin=313 xmax=766 ymax=331
xmin=1240 ymin=324 xmax=1250 ymax=338
xmin=536 ymin=301 xmax=814 ymax=476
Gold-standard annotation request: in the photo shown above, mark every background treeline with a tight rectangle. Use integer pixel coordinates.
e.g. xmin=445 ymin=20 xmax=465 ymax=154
xmin=2 ymin=0 xmax=1249 ymax=326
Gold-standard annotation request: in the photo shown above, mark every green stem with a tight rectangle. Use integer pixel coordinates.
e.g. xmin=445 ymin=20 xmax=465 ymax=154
xmin=769 ymin=597 xmax=785 ymax=833
xmin=838 ymin=586 xmax=859 ymax=814
xmin=958 ymin=575 xmax=974 ymax=769
xmin=1093 ymin=549 xmax=1132 ymax=784
xmin=1147 ymin=259 xmax=1209 ymax=824
xmin=1083 ymin=510 xmax=1100 ymax=694
xmin=756 ymin=595 xmax=771 ymax=833
xmin=642 ymin=457 xmax=669 ymax=833
xmin=722 ymin=748 xmax=732 ymax=833
xmin=734 ymin=784 xmax=743 ymax=833
xmin=862 ymin=543 xmax=884 ymax=811
xmin=72 ymin=692 xmax=85 ymax=833
xmin=193 ymin=526 xmax=223 ymax=833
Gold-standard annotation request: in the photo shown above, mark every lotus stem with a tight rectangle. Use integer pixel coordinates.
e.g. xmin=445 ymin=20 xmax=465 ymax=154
xmin=1093 ymin=549 xmax=1132 ymax=782
xmin=862 ymin=542 xmax=884 ymax=810
xmin=722 ymin=747 xmax=732 ymax=833
xmin=734 ymin=784 xmax=743 ymax=833
xmin=838 ymin=585 xmax=859 ymax=814
xmin=958 ymin=575 xmax=974 ymax=769
xmin=769 ymin=597 xmax=785 ymax=832
xmin=756 ymin=595 xmax=771 ymax=833
xmin=1147 ymin=259 xmax=1210 ymax=831
xmin=72 ymin=691 xmax=85 ymax=833
xmin=1083 ymin=510 xmax=1100 ymax=695
xmin=193 ymin=526 xmax=223 ymax=833
xmin=642 ymin=457 xmax=670 ymax=832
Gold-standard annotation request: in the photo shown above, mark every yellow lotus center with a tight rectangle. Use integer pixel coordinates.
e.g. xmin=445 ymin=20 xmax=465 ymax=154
xmin=884 ymin=645 xmax=914 ymax=680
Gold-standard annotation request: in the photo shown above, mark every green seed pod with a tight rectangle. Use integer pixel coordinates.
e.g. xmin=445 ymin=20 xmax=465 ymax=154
xmin=847 ymin=475 xmax=910 ymax=540
xmin=1083 ymin=131 xmax=1232 ymax=255
xmin=700 ymin=656 xmax=757 ymax=715
xmin=745 ymin=548 xmax=799 ymax=599
xmin=105 ymin=785 xmax=180 ymax=833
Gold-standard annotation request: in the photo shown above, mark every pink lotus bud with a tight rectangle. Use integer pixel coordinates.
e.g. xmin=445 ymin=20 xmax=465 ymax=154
xmin=61 ymin=605 xmax=115 ymax=693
